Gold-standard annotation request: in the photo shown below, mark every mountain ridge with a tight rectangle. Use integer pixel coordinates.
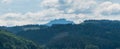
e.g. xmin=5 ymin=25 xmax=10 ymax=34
xmin=46 ymin=19 xmax=74 ymax=26
xmin=1 ymin=20 xmax=120 ymax=49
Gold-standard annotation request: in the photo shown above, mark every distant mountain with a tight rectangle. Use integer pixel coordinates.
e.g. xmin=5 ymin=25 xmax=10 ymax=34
xmin=0 ymin=25 xmax=48 ymax=33
xmin=0 ymin=30 xmax=42 ymax=49
xmin=46 ymin=19 xmax=74 ymax=26
xmin=0 ymin=19 xmax=74 ymax=33
xmin=1 ymin=20 xmax=120 ymax=49
xmin=14 ymin=20 xmax=120 ymax=49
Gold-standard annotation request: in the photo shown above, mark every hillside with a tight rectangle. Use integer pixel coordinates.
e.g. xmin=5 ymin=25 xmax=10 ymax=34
xmin=46 ymin=19 xmax=74 ymax=26
xmin=1 ymin=20 xmax=120 ymax=49
xmin=0 ymin=30 xmax=42 ymax=49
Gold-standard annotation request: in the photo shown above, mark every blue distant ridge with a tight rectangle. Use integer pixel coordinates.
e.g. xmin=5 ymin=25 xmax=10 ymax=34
xmin=46 ymin=19 xmax=74 ymax=26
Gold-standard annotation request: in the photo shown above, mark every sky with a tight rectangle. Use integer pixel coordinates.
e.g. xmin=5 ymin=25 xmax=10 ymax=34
xmin=0 ymin=0 xmax=120 ymax=26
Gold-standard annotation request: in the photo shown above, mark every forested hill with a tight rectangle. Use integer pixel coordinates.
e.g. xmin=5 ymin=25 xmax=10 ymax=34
xmin=1 ymin=20 xmax=120 ymax=49
xmin=0 ymin=30 xmax=42 ymax=49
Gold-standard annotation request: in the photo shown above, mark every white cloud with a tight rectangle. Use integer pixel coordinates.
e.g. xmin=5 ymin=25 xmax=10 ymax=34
xmin=40 ymin=0 xmax=97 ymax=14
xmin=95 ymin=1 xmax=120 ymax=16
xmin=40 ymin=0 xmax=59 ymax=8
xmin=1 ymin=0 xmax=120 ymax=26
xmin=0 ymin=8 xmax=65 ymax=26
xmin=1 ymin=0 xmax=13 ymax=4
xmin=38 ymin=0 xmax=99 ymax=23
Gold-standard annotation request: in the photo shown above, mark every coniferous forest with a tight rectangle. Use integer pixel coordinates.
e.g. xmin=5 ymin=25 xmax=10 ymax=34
xmin=0 ymin=30 xmax=42 ymax=49
xmin=1 ymin=20 xmax=120 ymax=49
xmin=1 ymin=0 xmax=120 ymax=49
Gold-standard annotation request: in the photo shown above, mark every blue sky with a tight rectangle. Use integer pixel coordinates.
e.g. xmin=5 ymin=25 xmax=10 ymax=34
xmin=0 ymin=0 xmax=120 ymax=26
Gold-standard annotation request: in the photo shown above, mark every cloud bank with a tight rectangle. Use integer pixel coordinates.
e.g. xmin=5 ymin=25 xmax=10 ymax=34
xmin=0 ymin=0 xmax=120 ymax=26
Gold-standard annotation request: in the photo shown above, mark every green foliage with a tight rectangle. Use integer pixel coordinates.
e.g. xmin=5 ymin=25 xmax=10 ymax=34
xmin=0 ymin=30 xmax=42 ymax=49
xmin=1 ymin=20 xmax=120 ymax=49
xmin=85 ymin=44 xmax=99 ymax=49
xmin=116 ymin=48 xmax=120 ymax=49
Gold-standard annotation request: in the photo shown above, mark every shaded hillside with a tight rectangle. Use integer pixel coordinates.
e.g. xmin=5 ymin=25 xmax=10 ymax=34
xmin=1 ymin=20 xmax=120 ymax=49
xmin=0 ymin=30 xmax=42 ymax=49
xmin=0 ymin=19 xmax=73 ymax=33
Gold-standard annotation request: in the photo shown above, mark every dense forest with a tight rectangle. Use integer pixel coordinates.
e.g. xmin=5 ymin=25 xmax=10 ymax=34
xmin=0 ymin=30 xmax=42 ymax=49
xmin=1 ymin=20 xmax=120 ymax=49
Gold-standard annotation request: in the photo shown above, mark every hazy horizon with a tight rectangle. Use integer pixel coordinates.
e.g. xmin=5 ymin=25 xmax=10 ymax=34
xmin=0 ymin=0 xmax=120 ymax=26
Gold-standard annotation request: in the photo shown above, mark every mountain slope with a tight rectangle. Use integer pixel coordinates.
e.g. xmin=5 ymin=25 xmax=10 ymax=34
xmin=1 ymin=20 xmax=120 ymax=49
xmin=0 ymin=30 xmax=42 ymax=49
xmin=0 ymin=19 xmax=73 ymax=33
xmin=46 ymin=19 xmax=74 ymax=26
xmin=16 ymin=20 xmax=120 ymax=49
